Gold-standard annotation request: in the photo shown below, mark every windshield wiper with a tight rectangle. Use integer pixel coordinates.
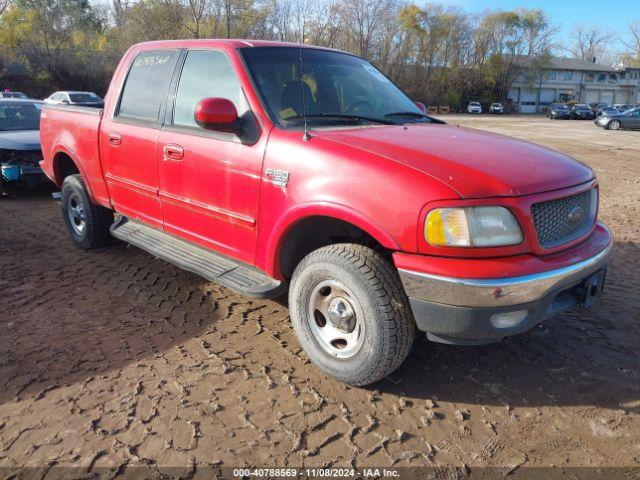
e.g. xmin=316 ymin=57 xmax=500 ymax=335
xmin=384 ymin=111 xmax=429 ymax=118
xmin=285 ymin=113 xmax=394 ymax=125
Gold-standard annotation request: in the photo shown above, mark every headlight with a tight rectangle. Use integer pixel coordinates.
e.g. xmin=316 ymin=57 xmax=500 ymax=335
xmin=425 ymin=206 xmax=523 ymax=247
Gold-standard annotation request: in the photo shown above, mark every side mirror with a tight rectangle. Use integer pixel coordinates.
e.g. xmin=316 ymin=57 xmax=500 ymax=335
xmin=194 ymin=97 xmax=240 ymax=133
xmin=415 ymin=101 xmax=427 ymax=114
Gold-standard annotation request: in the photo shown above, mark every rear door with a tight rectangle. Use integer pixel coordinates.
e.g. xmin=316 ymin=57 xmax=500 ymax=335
xmin=156 ymin=49 xmax=264 ymax=264
xmin=99 ymin=50 xmax=180 ymax=228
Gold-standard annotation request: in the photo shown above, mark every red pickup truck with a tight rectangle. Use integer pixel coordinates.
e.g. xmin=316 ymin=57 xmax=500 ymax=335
xmin=40 ymin=40 xmax=612 ymax=385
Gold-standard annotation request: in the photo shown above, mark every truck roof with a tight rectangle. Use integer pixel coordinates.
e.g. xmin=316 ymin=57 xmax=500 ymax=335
xmin=131 ymin=39 xmax=342 ymax=53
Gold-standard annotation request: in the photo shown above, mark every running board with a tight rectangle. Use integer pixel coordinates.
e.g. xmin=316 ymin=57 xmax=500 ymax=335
xmin=110 ymin=217 xmax=285 ymax=299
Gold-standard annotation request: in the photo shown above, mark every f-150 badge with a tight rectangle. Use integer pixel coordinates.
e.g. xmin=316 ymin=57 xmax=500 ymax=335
xmin=265 ymin=168 xmax=290 ymax=187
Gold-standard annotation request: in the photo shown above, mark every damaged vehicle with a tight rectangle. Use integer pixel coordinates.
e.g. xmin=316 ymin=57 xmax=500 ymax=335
xmin=0 ymin=99 xmax=46 ymax=192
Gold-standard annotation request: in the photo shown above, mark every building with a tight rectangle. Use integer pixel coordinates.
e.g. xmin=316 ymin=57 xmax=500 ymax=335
xmin=508 ymin=56 xmax=640 ymax=113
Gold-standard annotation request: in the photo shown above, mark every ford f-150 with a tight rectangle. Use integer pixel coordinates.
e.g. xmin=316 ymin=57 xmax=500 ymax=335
xmin=39 ymin=40 xmax=612 ymax=385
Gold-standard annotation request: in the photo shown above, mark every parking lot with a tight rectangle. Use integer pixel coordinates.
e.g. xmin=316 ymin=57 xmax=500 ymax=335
xmin=0 ymin=115 xmax=639 ymax=473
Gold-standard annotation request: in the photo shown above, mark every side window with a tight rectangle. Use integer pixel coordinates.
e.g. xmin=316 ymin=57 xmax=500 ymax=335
xmin=117 ymin=50 xmax=178 ymax=122
xmin=173 ymin=50 xmax=248 ymax=128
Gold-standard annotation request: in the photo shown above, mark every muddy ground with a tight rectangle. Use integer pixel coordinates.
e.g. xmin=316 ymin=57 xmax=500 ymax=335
xmin=0 ymin=116 xmax=639 ymax=475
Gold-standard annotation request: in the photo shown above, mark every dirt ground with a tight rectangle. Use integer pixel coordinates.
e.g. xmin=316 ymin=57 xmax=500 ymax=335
xmin=1 ymin=115 xmax=639 ymax=475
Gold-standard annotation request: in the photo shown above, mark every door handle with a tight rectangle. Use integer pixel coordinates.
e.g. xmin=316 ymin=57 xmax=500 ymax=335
xmin=163 ymin=144 xmax=184 ymax=161
xmin=108 ymin=132 xmax=121 ymax=146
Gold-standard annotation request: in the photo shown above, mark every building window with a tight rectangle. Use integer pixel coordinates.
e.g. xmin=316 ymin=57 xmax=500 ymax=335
xmin=597 ymin=73 xmax=606 ymax=82
xmin=545 ymin=70 xmax=556 ymax=80
xmin=586 ymin=72 xmax=596 ymax=82
xmin=564 ymin=71 xmax=573 ymax=81
xmin=608 ymin=73 xmax=618 ymax=83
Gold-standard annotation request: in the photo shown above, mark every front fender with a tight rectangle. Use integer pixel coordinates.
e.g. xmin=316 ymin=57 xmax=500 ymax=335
xmin=261 ymin=201 xmax=402 ymax=279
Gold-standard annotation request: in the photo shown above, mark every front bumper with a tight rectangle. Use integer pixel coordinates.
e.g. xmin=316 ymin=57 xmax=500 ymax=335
xmin=398 ymin=227 xmax=612 ymax=344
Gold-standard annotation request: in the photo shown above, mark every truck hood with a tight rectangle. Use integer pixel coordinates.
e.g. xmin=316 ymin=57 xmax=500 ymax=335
xmin=315 ymin=124 xmax=594 ymax=198
xmin=0 ymin=130 xmax=41 ymax=151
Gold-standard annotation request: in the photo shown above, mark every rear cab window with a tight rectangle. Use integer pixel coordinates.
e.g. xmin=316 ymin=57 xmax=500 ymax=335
xmin=116 ymin=50 xmax=179 ymax=123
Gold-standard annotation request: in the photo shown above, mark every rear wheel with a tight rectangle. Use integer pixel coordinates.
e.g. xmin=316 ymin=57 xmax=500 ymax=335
xmin=61 ymin=174 xmax=113 ymax=249
xmin=607 ymin=120 xmax=621 ymax=130
xmin=289 ymin=244 xmax=415 ymax=386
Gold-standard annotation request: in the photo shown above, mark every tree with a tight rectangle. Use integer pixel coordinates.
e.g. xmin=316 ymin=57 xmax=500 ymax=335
xmin=619 ymin=21 xmax=640 ymax=67
xmin=569 ymin=25 xmax=611 ymax=63
xmin=0 ymin=0 xmax=10 ymax=16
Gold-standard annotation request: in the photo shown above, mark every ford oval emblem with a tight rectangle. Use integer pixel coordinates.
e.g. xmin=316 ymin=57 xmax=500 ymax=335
xmin=568 ymin=206 xmax=586 ymax=224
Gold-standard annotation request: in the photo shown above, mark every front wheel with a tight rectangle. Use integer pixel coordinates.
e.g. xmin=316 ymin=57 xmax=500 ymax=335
xmin=289 ymin=244 xmax=415 ymax=386
xmin=607 ymin=120 xmax=621 ymax=130
xmin=61 ymin=174 xmax=113 ymax=249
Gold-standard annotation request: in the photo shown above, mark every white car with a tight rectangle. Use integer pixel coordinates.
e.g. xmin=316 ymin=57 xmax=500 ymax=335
xmin=467 ymin=101 xmax=482 ymax=114
xmin=489 ymin=102 xmax=504 ymax=114
xmin=44 ymin=91 xmax=103 ymax=108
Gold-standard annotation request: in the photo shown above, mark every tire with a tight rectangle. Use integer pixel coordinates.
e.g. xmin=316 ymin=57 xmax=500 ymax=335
xmin=607 ymin=120 xmax=621 ymax=130
xmin=289 ymin=244 xmax=415 ymax=386
xmin=61 ymin=174 xmax=113 ymax=249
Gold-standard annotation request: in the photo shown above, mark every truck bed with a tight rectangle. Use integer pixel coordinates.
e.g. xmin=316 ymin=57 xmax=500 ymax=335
xmin=40 ymin=104 xmax=111 ymax=207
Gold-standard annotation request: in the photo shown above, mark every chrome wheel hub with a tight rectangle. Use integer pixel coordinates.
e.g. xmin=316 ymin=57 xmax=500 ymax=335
xmin=308 ymin=280 xmax=365 ymax=358
xmin=67 ymin=193 xmax=87 ymax=235
xmin=328 ymin=297 xmax=356 ymax=332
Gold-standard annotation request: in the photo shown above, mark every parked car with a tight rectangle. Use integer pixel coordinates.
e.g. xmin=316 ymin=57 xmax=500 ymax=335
xmin=466 ymin=101 xmax=482 ymax=114
xmin=570 ymin=104 xmax=595 ymax=120
xmin=44 ymin=91 xmax=104 ymax=108
xmin=594 ymin=107 xmax=640 ymax=130
xmin=489 ymin=102 xmax=504 ymax=114
xmin=0 ymin=99 xmax=46 ymax=192
xmin=40 ymin=40 xmax=611 ymax=385
xmin=0 ymin=91 xmax=29 ymax=99
xmin=596 ymin=105 xmax=618 ymax=117
xmin=614 ymin=104 xmax=635 ymax=113
xmin=547 ymin=103 xmax=571 ymax=119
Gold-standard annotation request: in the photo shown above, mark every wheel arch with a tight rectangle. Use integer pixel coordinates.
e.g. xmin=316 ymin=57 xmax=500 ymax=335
xmin=265 ymin=203 xmax=401 ymax=280
xmin=53 ymin=149 xmax=82 ymax=186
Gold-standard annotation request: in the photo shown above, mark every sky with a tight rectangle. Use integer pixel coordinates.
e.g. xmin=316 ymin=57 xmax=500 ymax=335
xmin=425 ymin=0 xmax=639 ymax=57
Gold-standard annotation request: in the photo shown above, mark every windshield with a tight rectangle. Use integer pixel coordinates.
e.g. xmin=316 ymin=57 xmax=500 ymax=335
xmin=3 ymin=92 xmax=27 ymax=99
xmin=551 ymin=104 xmax=568 ymax=110
xmin=241 ymin=47 xmax=425 ymax=127
xmin=0 ymin=103 xmax=41 ymax=131
xmin=69 ymin=93 xmax=100 ymax=102
xmin=470 ymin=102 xmax=480 ymax=106
xmin=575 ymin=105 xmax=590 ymax=110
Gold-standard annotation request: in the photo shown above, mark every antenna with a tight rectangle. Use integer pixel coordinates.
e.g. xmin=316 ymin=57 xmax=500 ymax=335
xmin=298 ymin=24 xmax=311 ymax=141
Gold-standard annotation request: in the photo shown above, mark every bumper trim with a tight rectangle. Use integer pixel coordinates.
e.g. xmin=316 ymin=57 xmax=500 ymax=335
xmin=399 ymin=238 xmax=612 ymax=308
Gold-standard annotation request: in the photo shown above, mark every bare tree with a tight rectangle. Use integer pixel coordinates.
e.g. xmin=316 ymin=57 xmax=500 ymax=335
xmin=185 ymin=0 xmax=208 ymax=38
xmin=619 ymin=21 xmax=640 ymax=66
xmin=569 ymin=25 xmax=611 ymax=62
xmin=0 ymin=0 xmax=9 ymax=17
xmin=337 ymin=0 xmax=394 ymax=58
xmin=112 ymin=0 xmax=129 ymax=29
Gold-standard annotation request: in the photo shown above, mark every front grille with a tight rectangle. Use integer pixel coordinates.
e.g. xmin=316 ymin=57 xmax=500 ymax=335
xmin=532 ymin=189 xmax=596 ymax=248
